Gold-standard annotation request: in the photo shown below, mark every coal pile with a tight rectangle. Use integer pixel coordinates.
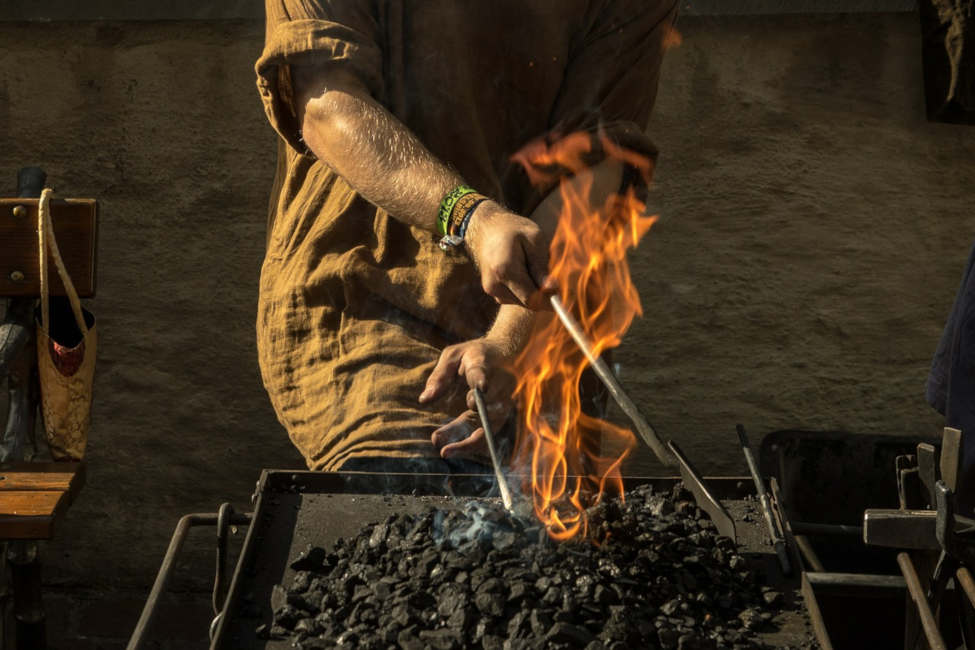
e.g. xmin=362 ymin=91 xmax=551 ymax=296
xmin=263 ymin=485 xmax=798 ymax=649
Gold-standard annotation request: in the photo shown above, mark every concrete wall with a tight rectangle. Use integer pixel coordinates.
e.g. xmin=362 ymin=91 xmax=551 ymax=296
xmin=0 ymin=10 xmax=972 ymax=647
xmin=624 ymin=12 xmax=970 ymax=474
xmin=0 ymin=0 xmax=919 ymax=20
xmin=0 ymin=19 xmax=303 ymax=647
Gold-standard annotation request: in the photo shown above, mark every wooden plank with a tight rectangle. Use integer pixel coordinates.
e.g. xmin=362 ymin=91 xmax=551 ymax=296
xmin=0 ymin=462 xmax=85 ymax=492
xmin=0 ymin=516 xmax=53 ymax=540
xmin=0 ymin=491 xmax=64 ymax=517
xmin=59 ymin=460 xmax=86 ymax=510
xmin=0 ymin=463 xmax=85 ymax=539
xmin=0 ymin=469 xmax=75 ymax=491
xmin=0 ymin=198 xmax=97 ymax=298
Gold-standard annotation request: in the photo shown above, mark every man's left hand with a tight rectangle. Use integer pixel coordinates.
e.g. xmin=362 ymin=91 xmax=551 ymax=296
xmin=419 ymin=337 xmax=517 ymax=460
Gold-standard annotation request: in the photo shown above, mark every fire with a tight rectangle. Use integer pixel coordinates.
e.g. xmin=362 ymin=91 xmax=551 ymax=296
xmin=510 ymin=133 xmax=657 ymax=540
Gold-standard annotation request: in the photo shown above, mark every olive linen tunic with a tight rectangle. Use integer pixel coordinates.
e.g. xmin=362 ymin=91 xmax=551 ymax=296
xmin=255 ymin=0 xmax=678 ymax=470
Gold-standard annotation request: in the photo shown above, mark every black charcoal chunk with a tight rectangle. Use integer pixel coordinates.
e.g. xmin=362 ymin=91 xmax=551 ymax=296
xmin=545 ymin=621 xmax=594 ymax=645
xmin=268 ymin=483 xmax=791 ymax=649
xmin=289 ymin=545 xmax=328 ymax=572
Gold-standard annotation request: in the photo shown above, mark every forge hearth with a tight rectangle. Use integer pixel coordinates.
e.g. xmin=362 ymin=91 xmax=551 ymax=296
xmin=264 ymin=485 xmax=801 ymax=649
xmin=210 ymin=471 xmax=816 ymax=649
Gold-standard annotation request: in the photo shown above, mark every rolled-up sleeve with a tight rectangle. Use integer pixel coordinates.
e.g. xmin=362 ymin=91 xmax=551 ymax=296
xmin=255 ymin=0 xmax=383 ymax=152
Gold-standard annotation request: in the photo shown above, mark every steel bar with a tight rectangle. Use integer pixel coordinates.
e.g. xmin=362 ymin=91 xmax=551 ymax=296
xmin=127 ymin=510 xmax=250 ymax=650
xmin=472 ymin=388 xmax=513 ymax=512
xmin=213 ymin=503 xmax=239 ymax=616
xmin=737 ymin=424 xmax=791 ymax=574
xmin=957 ymin=582 xmax=975 ymax=650
xmin=958 ymin=566 xmax=975 ymax=610
xmin=800 ymin=572 xmax=835 ymax=650
xmin=668 ymin=440 xmax=736 ymax=541
xmin=897 ymin=551 xmax=948 ymax=650
xmin=804 ymin=572 xmax=907 ymax=589
xmin=791 ymin=521 xmax=863 ymax=536
xmin=794 ymin=534 xmax=826 ymax=572
xmin=549 ymin=295 xmax=674 ymax=466
xmin=956 ymin=565 xmax=975 ymax=650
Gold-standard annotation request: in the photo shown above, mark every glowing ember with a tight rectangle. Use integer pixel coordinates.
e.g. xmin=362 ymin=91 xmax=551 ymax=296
xmin=511 ymin=133 xmax=657 ymax=540
xmin=664 ymin=25 xmax=683 ymax=50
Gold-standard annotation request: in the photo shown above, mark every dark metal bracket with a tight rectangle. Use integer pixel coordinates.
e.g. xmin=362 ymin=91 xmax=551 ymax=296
xmin=126 ymin=505 xmax=252 ymax=650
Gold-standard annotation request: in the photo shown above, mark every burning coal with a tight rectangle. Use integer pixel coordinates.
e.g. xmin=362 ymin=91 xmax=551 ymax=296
xmin=265 ymin=485 xmax=796 ymax=649
xmin=510 ymin=134 xmax=657 ymax=540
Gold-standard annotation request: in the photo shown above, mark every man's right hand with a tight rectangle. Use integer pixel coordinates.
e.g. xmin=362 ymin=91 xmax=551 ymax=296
xmin=464 ymin=201 xmax=554 ymax=310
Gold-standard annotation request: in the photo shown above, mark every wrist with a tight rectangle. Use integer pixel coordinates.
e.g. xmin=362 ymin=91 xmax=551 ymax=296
xmin=436 ymin=186 xmax=489 ymax=251
xmin=484 ymin=305 xmax=535 ymax=359
xmin=463 ymin=199 xmax=498 ymax=257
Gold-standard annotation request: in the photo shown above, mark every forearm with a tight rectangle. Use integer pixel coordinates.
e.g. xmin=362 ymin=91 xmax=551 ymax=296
xmin=295 ymin=65 xmax=463 ymax=232
xmin=484 ymin=304 xmax=535 ymax=358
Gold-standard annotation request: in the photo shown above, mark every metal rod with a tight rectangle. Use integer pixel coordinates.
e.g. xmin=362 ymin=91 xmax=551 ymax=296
xmin=472 ymin=387 xmax=513 ymax=512
xmin=897 ymin=551 xmax=947 ymax=650
xmin=127 ymin=511 xmax=250 ymax=650
xmin=804 ymin=572 xmax=907 ymax=589
xmin=668 ymin=440 xmax=736 ymax=540
xmin=956 ymin=569 xmax=975 ymax=650
xmin=549 ymin=295 xmax=674 ymax=466
xmin=791 ymin=521 xmax=863 ymax=537
xmin=957 ymin=566 xmax=975 ymax=610
xmin=794 ymin=534 xmax=826 ymax=572
xmin=800 ymin=573 xmax=835 ymax=650
xmin=737 ymin=424 xmax=791 ymax=575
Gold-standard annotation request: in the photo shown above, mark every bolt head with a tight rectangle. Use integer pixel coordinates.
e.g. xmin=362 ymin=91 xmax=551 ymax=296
xmin=11 ymin=205 xmax=27 ymax=218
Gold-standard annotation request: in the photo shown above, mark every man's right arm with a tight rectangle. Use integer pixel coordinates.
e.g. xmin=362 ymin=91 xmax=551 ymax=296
xmin=292 ymin=63 xmax=550 ymax=308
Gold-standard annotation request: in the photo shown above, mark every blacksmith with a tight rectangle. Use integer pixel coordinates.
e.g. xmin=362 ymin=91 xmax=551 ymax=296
xmin=254 ymin=0 xmax=678 ymax=472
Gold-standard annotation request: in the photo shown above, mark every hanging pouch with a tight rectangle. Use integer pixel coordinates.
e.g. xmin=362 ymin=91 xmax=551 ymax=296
xmin=35 ymin=188 xmax=96 ymax=461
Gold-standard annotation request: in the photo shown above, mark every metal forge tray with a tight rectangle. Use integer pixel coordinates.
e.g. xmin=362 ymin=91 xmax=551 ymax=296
xmin=211 ymin=470 xmax=813 ymax=649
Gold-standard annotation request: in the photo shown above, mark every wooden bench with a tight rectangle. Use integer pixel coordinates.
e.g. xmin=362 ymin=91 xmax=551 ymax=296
xmin=0 ymin=462 xmax=87 ymax=540
xmin=0 ymin=168 xmax=96 ymax=649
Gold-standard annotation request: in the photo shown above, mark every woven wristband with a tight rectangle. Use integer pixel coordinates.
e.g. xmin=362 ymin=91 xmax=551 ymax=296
xmin=437 ymin=185 xmax=477 ymax=236
xmin=455 ymin=199 xmax=485 ymax=242
xmin=448 ymin=192 xmax=487 ymax=236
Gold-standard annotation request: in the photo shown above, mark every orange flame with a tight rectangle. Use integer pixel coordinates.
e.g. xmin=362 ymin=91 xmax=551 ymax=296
xmin=510 ymin=133 xmax=657 ymax=540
